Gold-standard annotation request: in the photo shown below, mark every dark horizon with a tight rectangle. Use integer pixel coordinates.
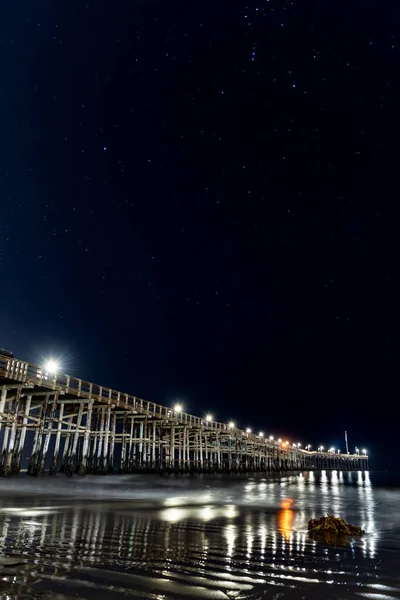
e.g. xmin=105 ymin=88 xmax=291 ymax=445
xmin=2 ymin=0 xmax=399 ymax=470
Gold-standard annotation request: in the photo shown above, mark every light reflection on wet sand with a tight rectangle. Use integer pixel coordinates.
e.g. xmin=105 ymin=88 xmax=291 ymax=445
xmin=0 ymin=471 xmax=399 ymax=600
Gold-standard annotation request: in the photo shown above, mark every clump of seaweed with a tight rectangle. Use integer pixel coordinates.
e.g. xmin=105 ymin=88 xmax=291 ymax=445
xmin=308 ymin=515 xmax=364 ymax=537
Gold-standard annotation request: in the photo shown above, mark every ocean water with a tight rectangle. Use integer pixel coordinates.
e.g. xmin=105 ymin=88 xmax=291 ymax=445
xmin=0 ymin=471 xmax=399 ymax=600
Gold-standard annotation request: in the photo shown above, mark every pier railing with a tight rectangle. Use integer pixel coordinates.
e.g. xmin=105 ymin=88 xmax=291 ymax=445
xmin=1 ymin=354 xmax=232 ymax=431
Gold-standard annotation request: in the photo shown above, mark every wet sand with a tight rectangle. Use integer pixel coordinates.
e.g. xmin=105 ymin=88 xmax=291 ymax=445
xmin=1 ymin=471 xmax=399 ymax=599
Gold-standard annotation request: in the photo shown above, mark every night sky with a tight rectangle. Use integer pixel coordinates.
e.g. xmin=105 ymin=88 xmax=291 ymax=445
xmin=1 ymin=1 xmax=399 ymax=467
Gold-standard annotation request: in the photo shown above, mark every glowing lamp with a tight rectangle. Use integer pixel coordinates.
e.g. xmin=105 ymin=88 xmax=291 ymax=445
xmin=45 ymin=359 xmax=60 ymax=374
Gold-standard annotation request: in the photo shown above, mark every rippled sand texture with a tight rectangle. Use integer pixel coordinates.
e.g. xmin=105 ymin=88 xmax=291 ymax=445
xmin=1 ymin=471 xmax=400 ymax=600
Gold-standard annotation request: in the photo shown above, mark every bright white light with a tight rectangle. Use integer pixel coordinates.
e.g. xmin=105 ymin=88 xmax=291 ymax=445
xmin=278 ymin=438 xmax=282 ymax=443
xmin=259 ymin=431 xmax=264 ymax=437
xmin=362 ymin=448 xmax=367 ymax=455
xmin=45 ymin=359 xmax=60 ymax=374
xmin=205 ymin=414 xmax=213 ymax=422
xmin=269 ymin=435 xmax=274 ymax=440
xmin=246 ymin=428 xmax=252 ymax=434
xmin=297 ymin=443 xmax=301 ymax=447
xmin=228 ymin=422 xmax=235 ymax=429
xmin=174 ymin=403 xmax=183 ymax=412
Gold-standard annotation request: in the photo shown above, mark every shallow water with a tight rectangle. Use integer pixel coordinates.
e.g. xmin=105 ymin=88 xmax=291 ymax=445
xmin=0 ymin=471 xmax=399 ymax=600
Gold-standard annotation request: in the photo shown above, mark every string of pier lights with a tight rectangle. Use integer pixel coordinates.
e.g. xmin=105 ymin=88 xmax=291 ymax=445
xmin=317 ymin=445 xmax=368 ymax=456
xmin=172 ymin=405 xmax=368 ymax=456
xmin=173 ymin=404 xmax=308 ymax=450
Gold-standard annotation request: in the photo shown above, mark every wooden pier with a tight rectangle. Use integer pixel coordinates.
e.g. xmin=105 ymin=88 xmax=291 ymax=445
xmin=0 ymin=353 xmax=368 ymax=476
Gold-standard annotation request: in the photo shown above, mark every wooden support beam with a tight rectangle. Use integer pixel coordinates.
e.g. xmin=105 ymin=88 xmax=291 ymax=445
xmin=109 ymin=412 xmax=116 ymax=473
xmin=170 ymin=424 xmax=175 ymax=471
xmin=79 ymin=399 xmax=93 ymax=476
xmin=14 ymin=394 xmax=31 ymax=474
xmin=70 ymin=402 xmax=84 ymax=474
xmin=96 ymin=407 xmax=105 ymax=473
xmin=102 ymin=406 xmax=111 ymax=474
xmin=39 ymin=392 xmax=60 ymax=475
xmin=61 ymin=415 xmax=73 ymax=474
xmin=120 ymin=414 xmax=127 ymax=472
xmin=50 ymin=402 xmax=64 ymax=475
xmin=5 ymin=386 xmax=22 ymax=475
xmin=127 ymin=416 xmax=134 ymax=472
xmin=28 ymin=395 xmax=49 ymax=476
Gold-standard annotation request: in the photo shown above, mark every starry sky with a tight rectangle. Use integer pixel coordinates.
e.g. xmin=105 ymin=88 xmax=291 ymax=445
xmin=1 ymin=1 xmax=399 ymax=466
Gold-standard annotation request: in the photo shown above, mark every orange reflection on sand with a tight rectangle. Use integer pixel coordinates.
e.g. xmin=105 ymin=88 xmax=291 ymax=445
xmin=278 ymin=498 xmax=295 ymax=540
